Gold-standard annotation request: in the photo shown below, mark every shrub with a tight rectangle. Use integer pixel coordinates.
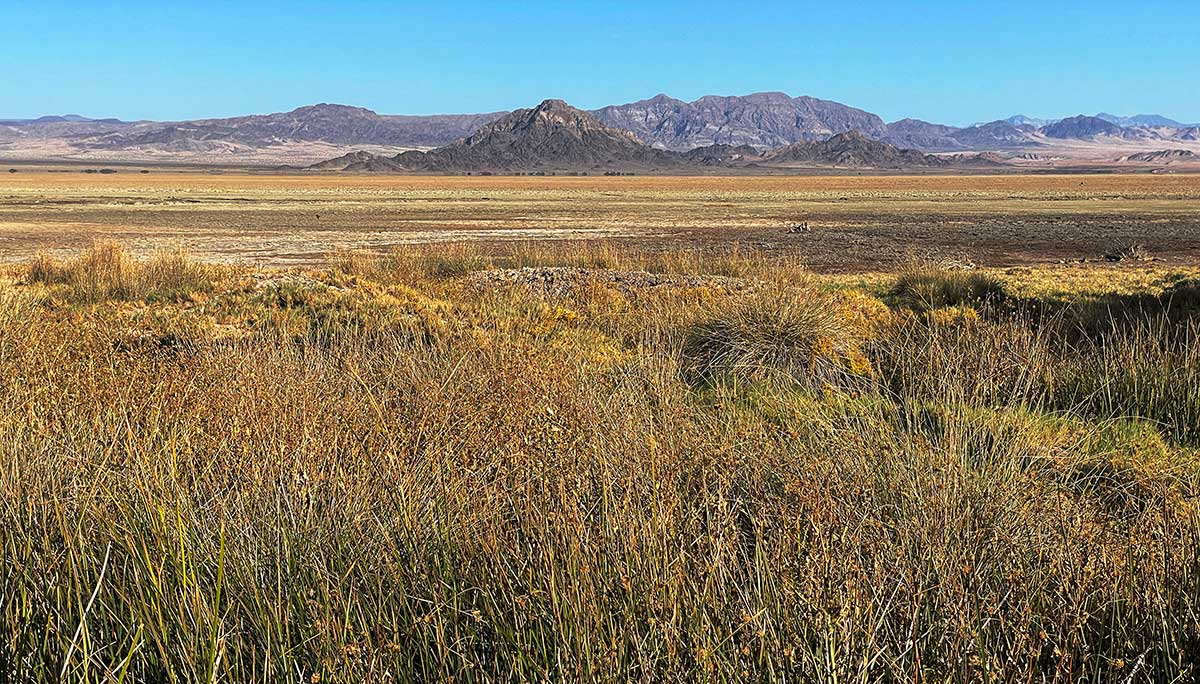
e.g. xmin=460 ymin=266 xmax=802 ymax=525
xmin=1055 ymin=316 xmax=1200 ymax=444
xmin=26 ymin=252 xmax=69 ymax=286
xmin=873 ymin=312 xmax=1051 ymax=407
xmin=890 ymin=263 xmax=1007 ymax=312
xmin=68 ymin=240 xmax=137 ymax=302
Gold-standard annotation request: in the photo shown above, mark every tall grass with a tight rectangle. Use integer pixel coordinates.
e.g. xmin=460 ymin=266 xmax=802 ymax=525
xmin=26 ymin=242 xmax=216 ymax=303
xmin=331 ymin=241 xmax=809 ymax=286
xmin=1 ymin=245 xmax=1198 ymax=681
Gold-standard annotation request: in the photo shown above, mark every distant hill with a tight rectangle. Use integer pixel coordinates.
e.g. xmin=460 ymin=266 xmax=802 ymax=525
xmin=949 ymin=120 xmax=1040 ymax=149
xmin=1122 ymin=149 xmax=1198 ymax=163
xmin=0 ymin=114 xmax=123 ymax=125
xmin=306 ymin=150 xmax=386 ymax=171
xmin=1097 ymin=113 xmax=1190 ymax=128
xmin=1040 ymin=115 xmax=1129 ymax=139
xmin=1000 ymin=115 xmax=1056 ymax=127
xmin=6 ymin=95 xmax=1199 ymax=166
xmin=882 ymin=119 xmax=965 ymax=151
xmin=589 ymin=92 xmax=886 ymax=151
xmin=761 ymin=130 xmax=942 ymax=167
xmin=0 ymin=115 xmax=132 ymax=141
xmin=682 ymin=144 xmax=763 ymax=165
xmin=307 ymin=104 xmax=979 ymax=173
xmin=82 ymin=104 xmax=505 ymax=150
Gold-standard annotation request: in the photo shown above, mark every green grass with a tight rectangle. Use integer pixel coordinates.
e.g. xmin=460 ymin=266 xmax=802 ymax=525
xmin=1 ymin=245 xmax=1198 ymax=682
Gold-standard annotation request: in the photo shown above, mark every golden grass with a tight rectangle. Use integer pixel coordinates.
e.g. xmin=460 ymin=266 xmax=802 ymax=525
xmin=1 ymin=243 xmax=1198 ymax=681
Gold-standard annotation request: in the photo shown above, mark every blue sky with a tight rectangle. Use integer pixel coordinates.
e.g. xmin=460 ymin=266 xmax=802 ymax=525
xmin=2 ymin=1 xmax=1197 ymax=126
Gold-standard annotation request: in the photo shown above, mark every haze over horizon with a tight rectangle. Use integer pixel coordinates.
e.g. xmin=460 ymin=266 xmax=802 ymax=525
xmin=2 ymin=0 xmax=1198 ymax=126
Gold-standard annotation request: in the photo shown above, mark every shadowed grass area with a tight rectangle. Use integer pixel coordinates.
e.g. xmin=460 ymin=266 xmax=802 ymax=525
xmin=1 ymin=244 xmax=1198 ymax=681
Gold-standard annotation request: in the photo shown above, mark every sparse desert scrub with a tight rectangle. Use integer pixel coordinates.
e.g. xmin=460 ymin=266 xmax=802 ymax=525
xmin=1 ymin=245 xmax=1199 ymax=682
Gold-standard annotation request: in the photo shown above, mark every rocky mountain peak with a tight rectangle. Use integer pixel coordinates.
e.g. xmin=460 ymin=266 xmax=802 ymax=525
xmin=1041 ymin=115 xmax=1125 ymax=139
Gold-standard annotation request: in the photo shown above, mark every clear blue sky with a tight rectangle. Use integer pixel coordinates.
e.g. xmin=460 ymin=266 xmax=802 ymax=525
xmin=2 ymin=1 xmax=1197 ymax=126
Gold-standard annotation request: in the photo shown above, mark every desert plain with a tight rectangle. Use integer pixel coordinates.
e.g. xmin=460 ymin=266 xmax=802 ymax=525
xmin=2 ymin=171 xmax=1198 ymax=270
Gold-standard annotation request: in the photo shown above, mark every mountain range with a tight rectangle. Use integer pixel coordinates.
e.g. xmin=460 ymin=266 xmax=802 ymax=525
xmin=3 ymin=93 xmax=1199 ymax=169
xmin=53 ymin=105 xmax=507 ymax=151
xmin=310 ymin=100 xmax=1011 ymax=173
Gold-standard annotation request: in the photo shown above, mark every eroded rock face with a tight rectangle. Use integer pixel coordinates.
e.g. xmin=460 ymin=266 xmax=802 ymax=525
xmin=590 ymin=92 xmax=886 ymax=151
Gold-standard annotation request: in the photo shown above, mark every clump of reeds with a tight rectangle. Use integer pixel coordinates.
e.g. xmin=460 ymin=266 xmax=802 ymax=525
xmin=684 ymin=285 xmax=870 ymax=384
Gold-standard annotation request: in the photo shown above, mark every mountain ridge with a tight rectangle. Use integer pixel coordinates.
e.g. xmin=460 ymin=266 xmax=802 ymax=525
xmin=4 ymin=95 xmax=1200 ymax=167
xmin=309 ymin=102 xmax=1005 ymax=174
xmin=589 ymin=92 xmax=886 ymax=151
xmin=321 ymin=99 xmax=681 ymax=173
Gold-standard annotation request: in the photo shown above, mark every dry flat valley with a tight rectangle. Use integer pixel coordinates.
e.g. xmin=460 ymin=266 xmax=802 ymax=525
xmin=1 ymin=172 xmax=1198 ymax=271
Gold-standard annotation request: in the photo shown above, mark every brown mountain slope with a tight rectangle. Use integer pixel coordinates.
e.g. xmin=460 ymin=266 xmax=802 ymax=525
xmin=80 ymin=104 xmax=505 ymax=150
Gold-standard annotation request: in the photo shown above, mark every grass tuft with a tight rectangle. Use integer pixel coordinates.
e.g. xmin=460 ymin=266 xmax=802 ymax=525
xmin=890 ymin=261 xmax=1008 ymax=312
xmin=684 ymin=286 xmax=867 ymax=384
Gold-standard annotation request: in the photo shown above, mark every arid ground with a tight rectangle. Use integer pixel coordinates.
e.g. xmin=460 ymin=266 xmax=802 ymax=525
xmin=2 ymin=172 xmax=1198 ymax=271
